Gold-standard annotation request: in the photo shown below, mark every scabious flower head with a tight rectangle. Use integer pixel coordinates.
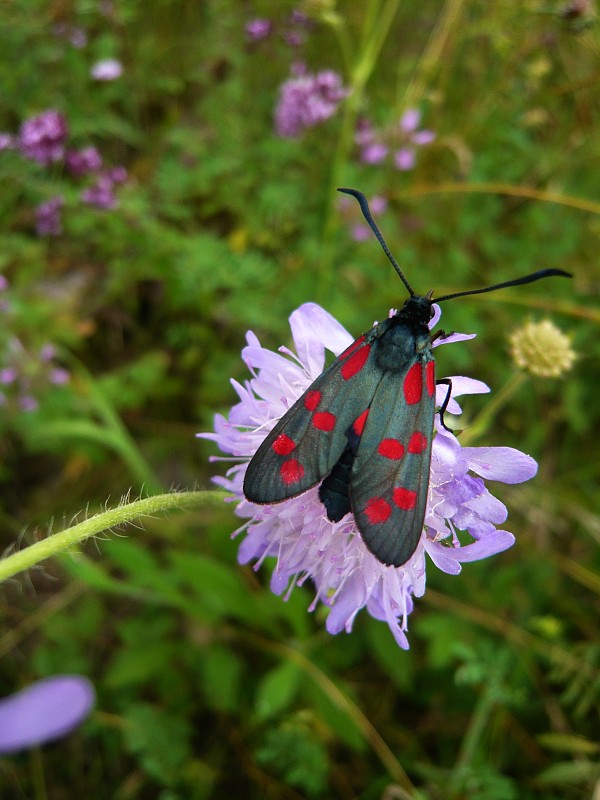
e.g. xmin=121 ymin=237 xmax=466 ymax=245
xmin=509 ymin=319 xmax=576 ymax=378
xmin=274 ymin=65 xmax=348 ymax=138
xmin=19 ymin=110 xmax=68 ymax=165
xmin=0 ymin=676 xmax=95 ymax=754
xmin=201 ymin=303 xmax=538 ymax=648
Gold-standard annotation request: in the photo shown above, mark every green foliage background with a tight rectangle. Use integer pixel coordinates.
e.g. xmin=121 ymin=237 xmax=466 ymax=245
xmin=1 ymin=0 xmax=598 ymax=798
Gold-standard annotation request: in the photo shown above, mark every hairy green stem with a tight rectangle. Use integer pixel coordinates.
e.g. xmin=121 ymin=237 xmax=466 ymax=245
xmin=0 ymin=490 xmax=226 ymax=583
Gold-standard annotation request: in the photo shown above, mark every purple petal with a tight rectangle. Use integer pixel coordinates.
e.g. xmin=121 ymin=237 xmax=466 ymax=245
xmin=433 ymin=331 xmax=477 ymax=346
xmin=0 ymin=676 xmax=95 ymax=754
xmin=447 ymin=376 xmax=490 ymax=397
xmin=394 ymin=147 xmax=415 ymax=171
xmin=463 ymin=447 xmax=538 ymax=484
xmin=361 ymin=143 xmax=388 ymax=164
xmin=399 ymin=108 xmax=421 ymax=132
xmin=427 ymin=531 xmax=515 ymax=567
xmin=289 ymin=303 xmax=353 ymax=372
xmin=412 ymin=129 xmax=436 ymax=146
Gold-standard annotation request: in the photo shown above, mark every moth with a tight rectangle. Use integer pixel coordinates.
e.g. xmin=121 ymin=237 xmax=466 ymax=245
xmin=243 ymin=188 xmax=570 ymax=566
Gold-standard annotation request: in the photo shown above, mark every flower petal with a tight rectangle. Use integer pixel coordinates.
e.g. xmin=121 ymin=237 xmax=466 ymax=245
xmin=0 ymin=676 xmax=95 ymax=754
xmin=463 ymin=446 xmax=538 ymax=484
xmin=289 ymin=303 xmax=353 ymax=375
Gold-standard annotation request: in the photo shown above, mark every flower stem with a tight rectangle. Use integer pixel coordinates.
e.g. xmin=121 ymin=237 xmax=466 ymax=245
xmin=0 ymin=490 xmax=226 ymax=583
xmin=459 ymin=371 xmax=528 ymax=445
xmin=447 ymin=652 xmax=510 ymax=796
xmin=317 ymin=0 xmax=401 ymax=303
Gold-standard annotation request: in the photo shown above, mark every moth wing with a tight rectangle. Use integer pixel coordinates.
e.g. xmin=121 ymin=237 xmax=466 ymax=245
xmin=350 ymin=359 xmax=436 ymax=567
xmin=243 ymin=333 xmax=383 ymax=504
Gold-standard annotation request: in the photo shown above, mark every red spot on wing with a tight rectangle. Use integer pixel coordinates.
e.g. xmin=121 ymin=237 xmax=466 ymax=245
xmin=341 ymin=343 xmax=371 ymax=380
xmin=408 ymin=432 xmax=428 ymax=454
xmin=364 ymin=496 xmax=391 ymax=524
xmin=377 ymin=438 xmax=405 ymax=460
xmin=304 ymin=390 xmax=321 ymax=411
xmin=352 ymin=409 xmax=370 ymax=436
xmin=426 ymin=360 xmax=435 ymax=396
xmin=393 ymin=487 xmax=417 ymax=510
xmin=340 ymin=335 xmax=365 ymax=359
xmin=312 ymin=411 xmax=337 ymax=431
xmin=280 ymin=459 xmax=305 ymax=485
xmin=272 ymin=434 xmax=296 ymax=455
xmin=403 ymin=363 xmax=423 ymax=404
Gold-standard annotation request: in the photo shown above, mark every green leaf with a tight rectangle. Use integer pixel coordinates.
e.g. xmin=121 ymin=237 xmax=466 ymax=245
xmin=254 ymin=661 xmax=301 ymax=721
xmin=199 ymin=644 xmax=242 ymax=713
xmin=124 ymin=703 xmax=192 ymax=785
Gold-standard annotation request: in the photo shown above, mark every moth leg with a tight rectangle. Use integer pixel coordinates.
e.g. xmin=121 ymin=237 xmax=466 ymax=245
xmin=431 ymin=328 xmax=454 ymax=344
xmin=436 ymin=378 xmax=453 ymax=432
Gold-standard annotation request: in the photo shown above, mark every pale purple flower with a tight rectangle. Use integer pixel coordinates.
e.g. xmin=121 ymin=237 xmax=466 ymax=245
xmin=90 ymin=58 xmax=123 ymax=80
xmin=81 ymin=173 xmax=118 ymax=209
xmin=66 ymin=145 xmax=103 ymax=176
xmin=399 ymin=108 xmax=421 ymax=133
xmin=19 ymin=394 xmax=39 ymax=412
xmin=0 ymin=133 xmax=13 ymax=151
xmin=0 ymin=675 xmax=95 ymax=754
xmin=49 ymin=367 xmax=70 ymax=385
xmin=356 ymin=108 xmax=435 ymax=171
xmin=107 ymin=165 xmax=128 ymax=183
xmin=340 ymin=194 xmax=388 ymax=242
xmin=201 ymin=303 xmax=537 ymax=648
xmin=246 ymin=18 xmax=272 ymax=41
xmin=53 ymin=23 xmax=88 ymax=48
xmin=394 ymin=147 xmax=416 ymax=171
xmin=361 ymin=142 xmax=388 ymax=164
xmin=19 ymin=110 xmax=68 ymax=165
xmin=275 ymin=67 xmax=348 ymax=139
xmin=35 ymin=196 xmax=64 ymax=237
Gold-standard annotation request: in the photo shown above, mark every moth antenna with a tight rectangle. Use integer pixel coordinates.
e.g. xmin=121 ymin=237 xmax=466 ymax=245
xmin=435 ymin=268 xmax=572 ymax=303
xmin=338 ymin=187 xmax=416 ymax=297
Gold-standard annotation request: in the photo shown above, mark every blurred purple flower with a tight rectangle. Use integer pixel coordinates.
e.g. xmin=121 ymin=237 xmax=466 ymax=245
xmin=35 ymin=196 xmax=64 ymax=237
xmin=91 ymin=58 xmax=123 ymax=80
xmin=356 ymin=108 xmax=435 ymax=171
xmin=81 ymin=173 xmax=118 ymax=209
xmin=66 ymin=146 xmax=103 ymax=177
xmin=0 ymin=676 xmax=95 ymax=754
xmin=19 ymin=110 xmax=68 ymax=166
xmin=394 ymin=147 xmax=416 ymax=171
xmin=0 ymin=133 xmax=13 ymax=151
xmin=399 ymin=108 xmax=420 ymax=132
xmin=246 ymin=18 xmax=272 ymax=41
xmin=53 ymin=23 xmax=88 ymax=48
xmin=340 ymin=194 xmax=388 ymax=242
xmin=107 ymin=165 xmax=128 ymax=184
xmin=201 ymin=303 xmax=537 ymax=648
xmin=19 ymin=394 xmax=39 ymax=412
xmin=275 ymin=66 xmax=348 ymax=138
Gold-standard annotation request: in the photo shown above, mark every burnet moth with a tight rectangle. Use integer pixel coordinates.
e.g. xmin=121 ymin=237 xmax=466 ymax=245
xmin=243 ymin=188 xmax=571 ymax=567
